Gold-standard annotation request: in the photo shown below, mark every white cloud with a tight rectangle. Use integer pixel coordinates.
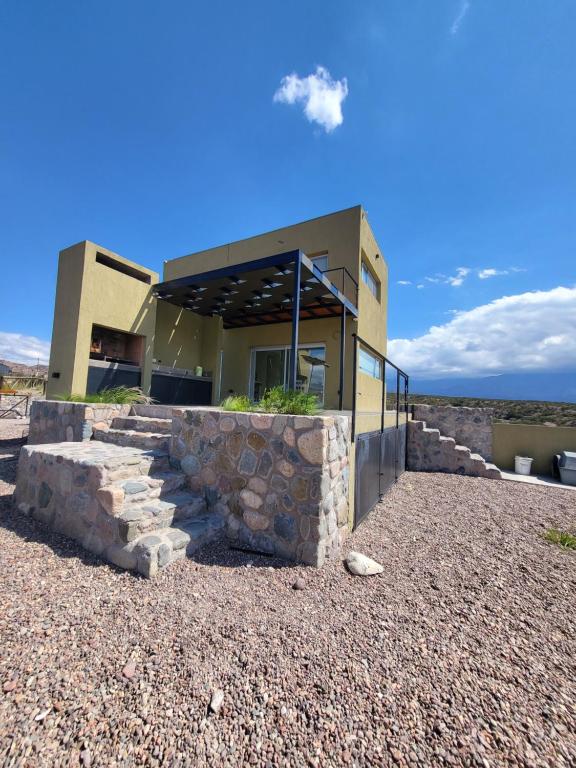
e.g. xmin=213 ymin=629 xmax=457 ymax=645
xmin=478 ymin=268 xmax=508 ymax=279
xmin=273 ymin=66 xmax=348 ymax=133
xmin=397 ymin=280 xmax=412 ymax=286
xmin=0 ymin=331 xmax=50 ymax=366
xmin=446 ymin=267 xmax=470 ymax=287
xmin=450 ymin=0 xmax=470 ymax=36
xmin=388 ymin=286 xmax=576 ymax=377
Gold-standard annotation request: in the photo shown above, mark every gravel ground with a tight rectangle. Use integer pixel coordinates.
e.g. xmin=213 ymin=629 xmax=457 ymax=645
xmin=1 ymin=421 xmax=575 ymax=767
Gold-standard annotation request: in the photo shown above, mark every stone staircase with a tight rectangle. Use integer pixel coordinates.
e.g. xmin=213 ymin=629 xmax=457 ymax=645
xmin=17 ymin=412 xmax=226 ymax=577
xmin=408 ymin=420 xmax=502 ymax=479
xmin=93 ymin=415 xmax=172 ymax=453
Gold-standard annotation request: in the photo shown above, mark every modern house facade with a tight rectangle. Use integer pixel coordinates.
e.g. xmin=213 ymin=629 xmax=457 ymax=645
xmin=47 ymin=206 xmax=389 ymax=420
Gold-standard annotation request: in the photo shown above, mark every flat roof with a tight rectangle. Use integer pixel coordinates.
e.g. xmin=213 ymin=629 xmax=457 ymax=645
xmin=153 ymin=251 xmax=358 ymax=329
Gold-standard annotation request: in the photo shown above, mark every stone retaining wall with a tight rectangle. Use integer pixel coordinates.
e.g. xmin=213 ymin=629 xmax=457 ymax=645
xmin=412 ymin=404 xmax=493 ymax=460
xmin=14 ymin=442 xmax=165 ymax=561
xmin=28 ymin=400 xmax=131 ymax=445
xmin=170 ymin=409 xmax=350 ymax=567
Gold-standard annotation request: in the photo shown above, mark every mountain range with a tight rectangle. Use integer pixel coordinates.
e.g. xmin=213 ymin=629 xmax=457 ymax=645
xmin=411 ymin=372 xmax=576 ymax=404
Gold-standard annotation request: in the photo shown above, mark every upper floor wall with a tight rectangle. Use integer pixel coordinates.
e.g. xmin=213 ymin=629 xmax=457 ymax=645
xmin=163 ymin=206 xmax=364 ymax=300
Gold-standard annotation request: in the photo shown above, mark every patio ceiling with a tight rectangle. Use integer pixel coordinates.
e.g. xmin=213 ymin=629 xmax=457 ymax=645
xmin=153 ymin=250 xmax=358 ymax=329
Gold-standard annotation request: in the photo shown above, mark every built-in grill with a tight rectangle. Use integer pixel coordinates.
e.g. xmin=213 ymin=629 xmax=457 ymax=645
xmin=557 ymin=451 xmax=576 ymax=486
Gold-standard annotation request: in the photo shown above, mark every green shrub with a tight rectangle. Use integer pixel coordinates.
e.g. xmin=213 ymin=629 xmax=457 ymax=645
xmin=57 ymin=386 xmax=152 ymax=405
xmin=259 ymin=386 xmax=318 ymax=416
xmin=544 ymin=529 xmax=576 ymax=550
xmin=221 ymin=388 xmax=318 ymax=415
xmin=220 ymin=394 xmax=253 ymax=412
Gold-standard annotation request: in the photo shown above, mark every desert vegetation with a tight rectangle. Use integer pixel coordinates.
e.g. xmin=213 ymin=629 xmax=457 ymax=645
xmin=389 ymin=393 xmax=576 ymax=428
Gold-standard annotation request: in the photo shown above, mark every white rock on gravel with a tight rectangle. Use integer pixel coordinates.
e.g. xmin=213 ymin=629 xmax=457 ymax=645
xmin=345 ymin=551 xmax=384 ymax=576
xmin=209 ymin=688 xmax=224 ymax=714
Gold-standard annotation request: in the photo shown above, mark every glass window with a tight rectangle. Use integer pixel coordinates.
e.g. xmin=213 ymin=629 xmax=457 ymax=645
xmin=251 ymin=346 xmax=326 ymax=404
xmin=361 ymin=261 xmax=379 ymax=299
xmin=359 ymin=346 xmax=382 ymax=380
xmin=310 ymin=254 xmax=328 ymax=272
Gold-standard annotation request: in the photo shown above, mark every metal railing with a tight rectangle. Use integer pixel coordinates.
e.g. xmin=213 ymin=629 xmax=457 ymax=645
xmin=321 ymin=267 xmax=359 ymax=308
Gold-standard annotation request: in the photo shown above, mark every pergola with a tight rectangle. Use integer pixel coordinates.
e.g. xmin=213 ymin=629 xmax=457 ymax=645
xmin=153 ymin=250 xmax=358 ymax=409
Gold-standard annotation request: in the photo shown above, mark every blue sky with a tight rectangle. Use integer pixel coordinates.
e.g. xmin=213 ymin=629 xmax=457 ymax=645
xmin=0 ymin=0 xmax=575 ymax=376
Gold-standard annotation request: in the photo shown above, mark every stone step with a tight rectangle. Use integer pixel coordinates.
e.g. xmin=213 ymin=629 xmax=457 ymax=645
xmin=483 ymin=463 xmax=503 ymax=480
xmin=131 ymin=404 xmax=180 ymax=420
xmin=93 ymin=427 xmax=170 ymax=453
xmin=115 ymin=491 xmax=208 ymax=544
xmin=173 ymin=513 xmax=227 ymax=555
xmin=110 ymin=471 xmax=188 ymax=506
xmin=408 ymin=420 xmax=502 ymax=480
xmin=111 ymin=416 xmax=172 ymax=435
xmin=108 ymin=510 xmax=226 ymax=577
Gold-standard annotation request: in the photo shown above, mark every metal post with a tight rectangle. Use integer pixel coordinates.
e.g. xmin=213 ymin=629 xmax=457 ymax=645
xmin=351 ymin=335 xmax=358 ymax=442
xmin=395 ymin=368 xmax=400 ymax=478
xmin=338 ymin=307 xmax=346 ymax=410
xmin=380 ymin=360 xmax=386 ymax=435
xmin=288 ymin=253 xmax=301 ymax=391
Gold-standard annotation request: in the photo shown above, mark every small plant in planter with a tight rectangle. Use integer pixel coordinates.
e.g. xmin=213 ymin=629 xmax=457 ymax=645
xmin=259 ymin=386 xmax=318 ymax=415
xmin=221 ymin=387 xmax=318 ymax=416
xmin=57 ymin=386 xmax=152 ymax=405
xmin=220 ymin=394 xmax=252 ymax=412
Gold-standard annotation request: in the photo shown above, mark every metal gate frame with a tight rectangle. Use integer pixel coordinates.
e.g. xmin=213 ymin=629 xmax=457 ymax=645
xmin=351 ymin=334 xmax=409 ymax=529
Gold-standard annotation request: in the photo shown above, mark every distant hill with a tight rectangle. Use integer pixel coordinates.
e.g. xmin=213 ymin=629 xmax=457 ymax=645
xmin=411 ymin=372 xmax=576 ymax=404
xmin=0 ymin=358 xmax=48 ymax=377
xmin=399 ymin=394 xmax=576 ymax=428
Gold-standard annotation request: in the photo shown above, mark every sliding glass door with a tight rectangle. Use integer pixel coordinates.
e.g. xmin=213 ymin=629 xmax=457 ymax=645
xmin=251 ymin=346 xmax=326 ymax=404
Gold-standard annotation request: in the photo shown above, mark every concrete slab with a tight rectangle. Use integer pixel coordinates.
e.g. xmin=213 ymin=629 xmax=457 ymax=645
xmin=500 ymin=470 xmax=576 ymax=491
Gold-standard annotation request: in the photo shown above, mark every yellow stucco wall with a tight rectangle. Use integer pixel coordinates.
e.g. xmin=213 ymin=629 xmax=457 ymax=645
xmin=47 ymin=242 xmax=158 ymax=398
xmin=218 ymin=317 xmax=353 ymax=410
xmin=48 ymin=206 xmax=390 ymax=420
xmin=156 ymin=205 xmax=389 ymax=414
xmin=164 ymin=206 xmax=362 ymax=290
xmin=358 ymin=212 xmax=388 ymax=358
xmin=493 ymin=422 xmax=576 ymax=475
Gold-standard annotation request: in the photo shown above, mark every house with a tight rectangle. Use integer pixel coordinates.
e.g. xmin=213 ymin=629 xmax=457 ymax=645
xmin=0 ymin=362 xmax=12 ymax=376
xmin=46 ymin=206 xmax=390 ymax=422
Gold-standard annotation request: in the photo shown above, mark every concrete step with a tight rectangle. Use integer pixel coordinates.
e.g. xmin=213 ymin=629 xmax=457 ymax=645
xmin=93 ymin=427 xmax=170 ymax=453
xmin=111 ymin=416 xmax=172 ymax=435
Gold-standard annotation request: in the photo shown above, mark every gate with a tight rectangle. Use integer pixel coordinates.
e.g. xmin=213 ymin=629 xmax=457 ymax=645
xmin=352 ymin=335 xmax=409 ymax=529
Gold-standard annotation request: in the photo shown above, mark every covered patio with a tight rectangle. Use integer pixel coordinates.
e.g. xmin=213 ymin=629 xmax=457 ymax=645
xmin=153 ymin=250 xmax=358 ymax=410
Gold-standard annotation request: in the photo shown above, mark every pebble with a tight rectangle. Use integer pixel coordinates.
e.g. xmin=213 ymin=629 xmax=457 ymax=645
xmin=1 ymin=435 xmax=575 ymax=767
xmin=292 ymin=578 xmax=306 ymax=590
xmin=122 ymin=661 xmax=137 ymax=679
xmin=209 ymin=689 xmax=225 ymax=714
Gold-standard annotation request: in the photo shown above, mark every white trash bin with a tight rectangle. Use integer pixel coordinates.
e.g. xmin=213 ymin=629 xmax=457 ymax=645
xmin=515 ymin=455 xmax=533 ymax=476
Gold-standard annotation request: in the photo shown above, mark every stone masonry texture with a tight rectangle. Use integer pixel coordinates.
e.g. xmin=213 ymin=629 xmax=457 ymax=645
xmin=28 ymin=400 xmax=131 ymax=445
xmin=170 ymin=409 xmax=350 ymax=567
xmin=412 ymin=404 xmax=494 ymax=461
xmin=407 ymin=420 xmax=501 ymax=479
